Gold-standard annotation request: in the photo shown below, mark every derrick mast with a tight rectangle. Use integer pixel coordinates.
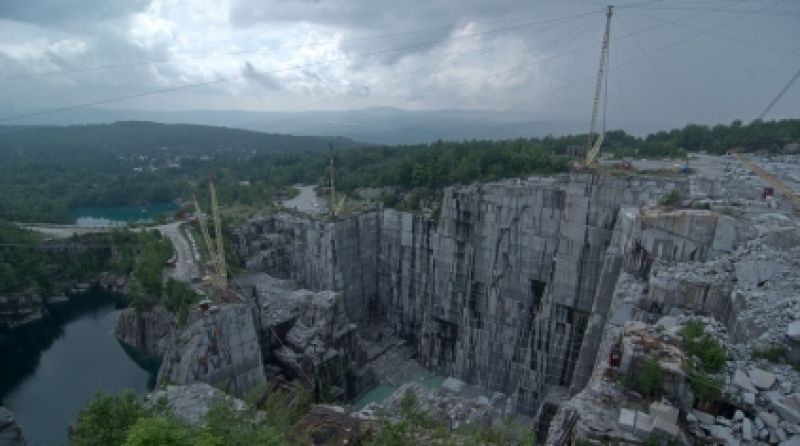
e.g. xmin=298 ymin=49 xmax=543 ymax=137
xmin=584 ymin=5 xmax=613 ymax=167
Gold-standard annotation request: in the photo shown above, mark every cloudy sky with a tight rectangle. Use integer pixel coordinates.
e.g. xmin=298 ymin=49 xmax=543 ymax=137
xmin=0 ymin=0 xmax=798 ymax=131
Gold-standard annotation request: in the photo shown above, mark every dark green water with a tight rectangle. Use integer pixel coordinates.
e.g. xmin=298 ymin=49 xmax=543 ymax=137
xmin=0 ymin=291 xmax=159 ymax=446
xmin=70 ymin=203 xmax=177 ymax=226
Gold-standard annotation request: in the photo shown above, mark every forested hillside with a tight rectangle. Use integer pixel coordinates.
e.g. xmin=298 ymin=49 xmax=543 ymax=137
xmin=0 ymin=121 xmax=359 ymax=159
xmin=0 ymin=122 xmax=359 ymax=222
xmin=1 ymin=119 xmax=798 ymax=223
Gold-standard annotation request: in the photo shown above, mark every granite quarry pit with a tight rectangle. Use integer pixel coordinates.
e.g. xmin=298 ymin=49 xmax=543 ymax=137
xmin=104 ymin=153 xmax=800 ymax=444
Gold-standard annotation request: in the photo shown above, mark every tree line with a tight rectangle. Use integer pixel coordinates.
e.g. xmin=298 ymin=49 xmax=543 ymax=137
xmin=1 ymin=119 xmax=798 ymax=223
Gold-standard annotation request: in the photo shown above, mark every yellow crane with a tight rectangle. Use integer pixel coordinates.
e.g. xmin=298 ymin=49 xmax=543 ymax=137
xmin=192 ymin=178 xmax=228 ymax=301
xmin=584 ymin=6 xmax=614 ymax=168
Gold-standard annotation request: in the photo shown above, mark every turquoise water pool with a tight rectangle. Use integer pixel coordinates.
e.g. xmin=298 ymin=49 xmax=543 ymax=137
xmin=70 ymin=203 xmax=178 ymax=226
xmin=352 ymin=372 xmax=445 ymax=410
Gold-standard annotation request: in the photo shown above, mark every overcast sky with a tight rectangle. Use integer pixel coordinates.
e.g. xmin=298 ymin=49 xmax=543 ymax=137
xmin=0 ymin=0 xmax=798 ymax=131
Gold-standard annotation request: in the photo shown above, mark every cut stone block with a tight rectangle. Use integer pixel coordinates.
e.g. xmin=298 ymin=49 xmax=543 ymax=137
xmin=742 ymin=417 xmax=753 ymax=442
xmin=768 ymin=392 xmax=800 ymax=425
xmin=788 ymin=321 xmax=800 ymax=342
xmin=619 ymin=408 xmax=636 ymax=431
xmin=634 ymin=412 xmax=653 ymax=438
xmin=759 ymin=411 xmax=780 ymax=430
xmin=734 ymin=369 xmax=757 ymax=393
xmin=749 ymin=368 xmax=777 ymax=390
xmin=710 ymin=424 xmax=740 ymax=446
xmin=650 ymin=401 xmax=679 ymax=424
xmin=652 ymin=416 xmax=679 ymax=439
xmin=693 ymin=410 xmax=716 ymax=426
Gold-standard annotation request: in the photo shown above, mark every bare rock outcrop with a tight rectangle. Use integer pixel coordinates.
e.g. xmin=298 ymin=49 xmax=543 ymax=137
xmin=113 ymin=306 xmax=174 ymax=357
xmin=0 ymin=407 xmax=26 ymax=446
xmin=235 ymin=273 xmax=369 ymax=399
xmin=144 ymin=382 xmax=246 ymax=426
xmin=0 ymin=293 xmax=45 ymax=330
xmin=157 ymin=303 xmax=266 ymax=398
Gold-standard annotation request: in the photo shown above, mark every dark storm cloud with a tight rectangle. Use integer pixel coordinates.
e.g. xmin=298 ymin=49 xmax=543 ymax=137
xmin=227 ymin=0 xmax=599 ymax=70
xmin=230 ymin=0 xmax=537 ymax=30
xmin=0 ymin=0 xmax=797 ymax=128
xmin=0 ymin=0 xmax=151 ymax=26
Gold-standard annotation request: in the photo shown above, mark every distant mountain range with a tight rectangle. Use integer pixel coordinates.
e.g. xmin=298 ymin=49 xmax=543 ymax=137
xmin=0 ymin=121 xmax=361 ymax=162
xmin=0 ymin=107 xmax=646 ymax=145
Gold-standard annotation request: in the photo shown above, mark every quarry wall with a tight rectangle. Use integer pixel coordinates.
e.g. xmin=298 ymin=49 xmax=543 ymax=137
xmin=234 ymin=173 xmax=690 ymax=414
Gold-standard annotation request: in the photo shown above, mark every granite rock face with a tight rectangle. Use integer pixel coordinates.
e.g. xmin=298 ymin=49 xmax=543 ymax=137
xmin=0 ymin=407 xmax=26 ymax=446
xmin=234 ymin=274 xmax=369 ymax=399
xmin=0 ymin=294 xmax=45 ymax=330
xmin=145 ymin=383 xmax=246 ymax=426
xmin=235 ymin=174 xmax=690 ymax=415
xmin=157 ymin=303 xmax=266 ymax=398
xmin=113 ymin=306 xmax=175 ymax=356
xmin=234 ymin=212 xmax=380 ymax=323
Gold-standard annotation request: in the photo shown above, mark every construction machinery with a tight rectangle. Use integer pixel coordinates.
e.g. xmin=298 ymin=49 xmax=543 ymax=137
xmin=192 ymin=178 xmax=229 ymax=301
xmin=732 ymin=152 xmax=800 ymax=209
xmin=583 ymin=6 xmax=614 ymax=168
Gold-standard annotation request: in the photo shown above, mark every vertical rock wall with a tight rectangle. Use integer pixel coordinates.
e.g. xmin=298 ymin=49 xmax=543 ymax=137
xmin=235 ymin=212 xmax=380 ymax=323
xmin=235 ymin=174 xmax=688 ymax=415
xmin=158 ymin=304 xmax=266 ymax=398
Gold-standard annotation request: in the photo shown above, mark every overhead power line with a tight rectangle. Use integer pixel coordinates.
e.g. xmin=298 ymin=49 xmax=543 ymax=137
xmin=282 ymin=12 xmax=601 ymax=136
xmin=0 ymin=8 xmax=602 ymax=81
xmin=726 ymin=45 xmax=800 ymax=120
xmin=758 ymin=65 xmax=800 ymax=120
xmin=623 ymin=8 xmax=800 ymax=57
xmin=0 ymin=10 xmax=600 ymax=124
xmin=628 ymin=5 xmax=800 ymax=15
xmin=430 ymin=0 xmax=787 ymax=140
xmin=235 ymin=13 xmax=596 ymax=131
xmin=618 ymin=15 xmax=704 ymax=121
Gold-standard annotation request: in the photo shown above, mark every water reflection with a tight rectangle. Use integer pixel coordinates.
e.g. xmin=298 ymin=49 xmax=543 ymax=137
xmin=0 ymin=289 xmax=159 ymax=446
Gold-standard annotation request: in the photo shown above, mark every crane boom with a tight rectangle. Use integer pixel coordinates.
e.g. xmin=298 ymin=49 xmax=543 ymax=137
xmin=585 ymin=5 xmax=613 ymax=167
xmin=193 ymin=193 xmax=219 ymax=287
xmin=209 ymin=180 xmax=227 ymax=290
xmin=329 ymin=143 xmax=336 ymax=218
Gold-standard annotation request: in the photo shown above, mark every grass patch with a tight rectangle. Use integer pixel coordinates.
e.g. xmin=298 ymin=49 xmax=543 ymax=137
xmin=659 ymin=189 xmax=681 ymax=206
xmin=679 ymin=319 xmax=726 ymax=408
xmin=365 ymin=388 xmax=535 ymax=446
xmin=680 ymin=319 xmax=726 ymax=373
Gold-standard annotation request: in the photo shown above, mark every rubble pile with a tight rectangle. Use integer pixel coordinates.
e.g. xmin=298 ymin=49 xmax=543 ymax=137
xmin=354 ymin=381 xmax=506 ymax=430
xmin=235 ymin=273 xmax=370 ymax=399
xmin=0 ymin=407 xmax=26 ymax=446
xmin=547 ymin=159 xmax=800 ymax=444
xmin=145 ymin=382 xmax=247 ymax=426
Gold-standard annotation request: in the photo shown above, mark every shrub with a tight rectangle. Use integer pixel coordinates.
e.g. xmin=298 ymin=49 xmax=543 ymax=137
xmin=680 ymin=319 xmax=726 ymax=373
xmin=659 ymin=189 xmax=681 ymax=206
xmin=124 ymin=417 xmax=193 ymax=446
xmin=690 ymin=370 xmax=722 ymax=405
xmin=752 ymin=345 xmax=788 ymax=363
xmin=70 ymin=391 xmax=149 ymax=446
xmin=640 ymin=355 xmax=663 ymax=397
xmin=198 ymin=400 xmax=286 ymax=446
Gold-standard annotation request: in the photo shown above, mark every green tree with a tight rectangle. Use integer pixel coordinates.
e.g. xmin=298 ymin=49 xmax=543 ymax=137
xmin=124 ymin=417 xmax=193 ymax=446
xmin=70 ymin=391 xmax=149 ymax=446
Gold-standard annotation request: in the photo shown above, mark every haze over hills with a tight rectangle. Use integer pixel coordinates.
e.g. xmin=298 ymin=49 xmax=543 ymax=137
xmin=0 ymin=121 xmax=361 ymax=160
xmin=1 ymin=107 xmax=644 ymax=145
